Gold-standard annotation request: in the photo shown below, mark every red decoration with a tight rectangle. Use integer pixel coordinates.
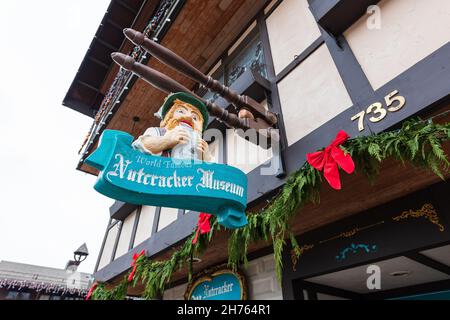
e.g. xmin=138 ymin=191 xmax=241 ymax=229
xmin=128 ymin=250 xmax=145 ymax=282
xmin=85 ymin=282 xmax=98 ymax=300
xmin=192 ymin=213 xmax=212 ymax=244
xmin=306 ymin=130 xmax=355 ymax=190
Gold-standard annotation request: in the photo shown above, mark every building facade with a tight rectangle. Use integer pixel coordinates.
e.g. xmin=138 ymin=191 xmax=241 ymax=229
xmin=0 ymin=261 xmax=93 ymax=300
xmin=64 ymin=0 xmax=450 ymax=300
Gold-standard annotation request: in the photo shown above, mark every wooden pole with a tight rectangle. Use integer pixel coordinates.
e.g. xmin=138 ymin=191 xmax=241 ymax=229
xmin=110 ymin=52 xmax=279 ymax=144
xmin=123 ymin=28 xmax=278 ymax=126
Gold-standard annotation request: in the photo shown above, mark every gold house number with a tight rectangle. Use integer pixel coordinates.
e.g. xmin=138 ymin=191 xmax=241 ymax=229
xmin=351 ymin=90 xmax=406 ymax=131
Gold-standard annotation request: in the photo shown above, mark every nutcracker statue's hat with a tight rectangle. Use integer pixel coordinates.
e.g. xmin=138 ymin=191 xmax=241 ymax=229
xmin=158 ymin=92 xmax=209 ymax=131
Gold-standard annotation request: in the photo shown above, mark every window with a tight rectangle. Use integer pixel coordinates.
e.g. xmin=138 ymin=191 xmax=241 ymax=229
xmin=5 ymin=291 xmax=31 ymax=300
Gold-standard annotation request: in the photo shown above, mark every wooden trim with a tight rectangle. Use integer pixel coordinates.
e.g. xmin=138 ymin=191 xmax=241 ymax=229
xmin=307 ymin=0 xmax=381 ymax=37
xmin=110 ymin=201 xmax=139 ymax=220
xmin=129 ymin=206 xmax=142 ymax=250
xmin=365 ymin=279 xmax=450 ymax=300
xmin=94 ymin=211 xmax=198 ymax=282
xmin=295 ymin=280 xmax=362 ymax=300
xmin=406 ymin=252 xmax=450 ymax=276
xmin=152 ymin=207 xmax=162 ymax=235
xmin=275 ymin=37 xmax=324 ymax=83
xmin=320 ymin=28 xmax=375 ymax=104
xmin=258 ymin=13 xmax=287 ymax=177
xmin=94 ymin=218 xmax=112 ymax=273
xmin=116 ymin=0 xmax=139 ymax=15
xmin=263 ymin=0 xmax=284 ymax=19
xmin=111 ymin=221 xmax=123 ymax=263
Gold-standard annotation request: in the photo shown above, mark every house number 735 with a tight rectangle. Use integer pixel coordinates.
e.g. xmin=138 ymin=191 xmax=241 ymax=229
xmin=351 ymin=90 xmax=406 ymax=131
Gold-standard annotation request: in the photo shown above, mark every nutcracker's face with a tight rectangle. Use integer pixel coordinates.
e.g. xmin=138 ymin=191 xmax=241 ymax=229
xmin=161 ymin=99 xmax=204 ymax=133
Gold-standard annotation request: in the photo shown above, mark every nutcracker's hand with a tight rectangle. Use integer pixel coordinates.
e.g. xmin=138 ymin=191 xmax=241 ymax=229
xmin=163 ymin=127 xmax=190 ymax=149
xmin=197 ymin=139 xmax=212 ymax=161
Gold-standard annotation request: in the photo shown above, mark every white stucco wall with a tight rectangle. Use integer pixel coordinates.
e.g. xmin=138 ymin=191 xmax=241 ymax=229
xmin=157 ymin=207 xmax=179 ymax=231
xmin=345 ymin=0 xmax=450 ymax=90
xmin=133 ymin=206 xmax=156 ymax=247
xmin=226 ymin=99 xmax=273 ymax=173
xmin=266 ymin=0 xmax=321 ymax=74
xmin=278 ymin=44 xmax=352 ymax=145
xmin=97 ymin=223 xmax=119 ymax=270
xmin=114 ymin=210 xmax=137 ymax=259
xmin=208 ymin=140 xmax=221 ymax=163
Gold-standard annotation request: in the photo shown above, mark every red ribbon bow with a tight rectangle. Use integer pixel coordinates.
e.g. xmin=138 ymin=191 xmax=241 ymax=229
xmin=85 ymin=282 xmax=98 ymax=300
xmin=306 ymin=130 xmax=355 ymax=190
xmin=192 ymin=213 xmax=212 ymax=244
xmin=128 ymin=250 xmax=145 ymax=282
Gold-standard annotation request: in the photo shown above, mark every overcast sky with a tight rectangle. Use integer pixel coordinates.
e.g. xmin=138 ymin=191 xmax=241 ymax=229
xmin=0 ymin=0 xmax=114 ymax=273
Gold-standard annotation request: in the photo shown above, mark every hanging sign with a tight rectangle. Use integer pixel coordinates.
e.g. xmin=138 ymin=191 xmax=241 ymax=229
xmin=184 ymin=265 xmax=247 ymax=300
xmin=85 ymin=130 xmax=248 ymax=229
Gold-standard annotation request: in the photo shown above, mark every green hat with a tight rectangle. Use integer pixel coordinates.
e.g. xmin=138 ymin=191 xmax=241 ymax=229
xmin=160 ymin=92 xmax=209 ymax=131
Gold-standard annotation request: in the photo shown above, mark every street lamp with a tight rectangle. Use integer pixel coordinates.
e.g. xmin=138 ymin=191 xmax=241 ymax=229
xmin=65 ymin=243 xmax=89 ymax=271
xmin=73 ymin=243 xmax=89 ymax=263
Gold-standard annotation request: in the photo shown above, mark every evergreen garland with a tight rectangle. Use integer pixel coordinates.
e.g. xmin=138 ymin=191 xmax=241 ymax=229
xmin=89 ymin=118 xmax=450 ymax=300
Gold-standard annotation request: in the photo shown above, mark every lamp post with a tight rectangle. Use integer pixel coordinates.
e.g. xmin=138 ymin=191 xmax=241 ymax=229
xmin=65 ymin=243 xmax=89 ymax=271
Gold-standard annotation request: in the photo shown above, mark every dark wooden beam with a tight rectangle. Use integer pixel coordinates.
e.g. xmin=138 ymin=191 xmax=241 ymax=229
xmin=94 ymin=218 xmax=113 ymax=273
xmin=129 ymin=207 xmax=141 ymax=251
xmin=88 ymin=56 xmax=110 ymax=70
xmin=107 ymin=18 xmax=126 ymax=32
xmin=276 ymin=37 xmax=324 ymax=83
xmin=77 ymin=80 xmax=101 ymax=93
xmin=297 ymin=280 xmax=362 ymax=300
xmin=364 ymin=279 xmax=450 ymax=300
xmin=116 ymin=0 xmax=138 ymax=15
xmin=406 ymin=252 xmax=450 ymax=276
xmin=96 ymin=38 xmax=120 ymax=52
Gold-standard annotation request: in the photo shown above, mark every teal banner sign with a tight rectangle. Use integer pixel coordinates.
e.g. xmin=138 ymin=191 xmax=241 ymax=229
xmin=185 ymin=266 xmax=247 ymax=300
xmin=85 ymin=130 xmax=248 ymax=229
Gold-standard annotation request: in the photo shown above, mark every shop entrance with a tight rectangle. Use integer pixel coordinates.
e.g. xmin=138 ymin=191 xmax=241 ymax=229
xmin=292 ymin=244 xmax=450 ymax=300
xmin=281 ymin=182 xmax=450 ymax=300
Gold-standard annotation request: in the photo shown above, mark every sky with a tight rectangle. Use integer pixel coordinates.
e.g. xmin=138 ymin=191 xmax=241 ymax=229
xmin=0 ymin=0 xmax=114 ymax=273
